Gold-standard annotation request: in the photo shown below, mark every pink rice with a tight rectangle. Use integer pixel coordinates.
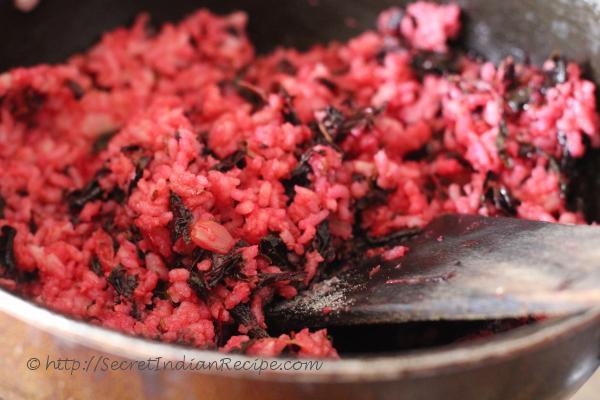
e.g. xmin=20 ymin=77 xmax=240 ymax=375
xmin=0 ymin=2 xmax=598 ymax=358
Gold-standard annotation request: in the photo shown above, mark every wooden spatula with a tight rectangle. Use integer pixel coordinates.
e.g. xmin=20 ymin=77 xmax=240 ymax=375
xmin=266 ymin=214 xmax=600 ymax=330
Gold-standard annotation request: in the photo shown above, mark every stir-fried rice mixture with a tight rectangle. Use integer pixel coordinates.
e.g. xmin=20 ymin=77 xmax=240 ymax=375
xmin=0 ymin=2 xmax=598 ymax=358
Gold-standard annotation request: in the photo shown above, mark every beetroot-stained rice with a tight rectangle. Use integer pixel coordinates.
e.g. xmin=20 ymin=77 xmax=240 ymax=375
xmin=0 ymin=2 xmax=598 ymax=358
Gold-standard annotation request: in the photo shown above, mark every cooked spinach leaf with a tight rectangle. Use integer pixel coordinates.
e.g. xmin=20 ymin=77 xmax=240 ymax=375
xmin=230 ymin=303 xmax=268 ymax=338
xmin=0 ymin=225 xmax=18 ymax=279
xmin=107 ymin=264 xmax=138 ymax=299
xmin=169 ymin=191 xmax=193 ymax=244
xmin=89 ymin=255 xmax=104 ymax=277
xmin=92 ymin=129 xmax=119 ymax=154
xmin=211 ymin=150 xmax=246 ymax=172
xmin=259 ymin=234 xmax=293 ymax=269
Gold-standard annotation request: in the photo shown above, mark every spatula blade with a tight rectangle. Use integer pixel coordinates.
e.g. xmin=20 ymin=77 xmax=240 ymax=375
xmin=266 ymin=214 xmax=600 ymax=330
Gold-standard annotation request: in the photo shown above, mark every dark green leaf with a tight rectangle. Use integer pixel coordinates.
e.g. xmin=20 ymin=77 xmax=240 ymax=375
xmin=89 ymin=255 xmax=104 ymax=277
xmin=316 ymin=77 xmax=339 ymax=94
xmin=92 ymin=129 xmax=119 ymax=154
xmin=496 ymin=120 xmax=513 ymax=167
xmin=312 ymin=221 xmax=335 ymax=262
xmin=282 ymin=150 xmax=314 ymax=201
xmin=0 ymin=225 xmax=18 ymax=279
xmin=169 ymin=191 xmax=193 ymax=244
xmin=279 ymin=87 xmax=301 ymax=126
xmin=128 ymin=156 xmax=151 ymax=194
xmin=230 ymin=303 xmax=268 ymax=338
xmin=259 ymin=234 xmax=293 ymax=268
xmin=481 ymin=171 xmax=520 ymax=216
xmin=152 ymin=279 xmax=170 ymax=300
xmin=67 ymin=169 xmax=110 ymax=215
xmin=107 ymin=265 xmax=138 ymax=299
xmin=276 ymin=58 xmax=297 ymax=75
xmin=234 ymin=81 xmax=267 ymax=112
xmin=211 ymin=150 xmax=246 ymax=172
xmin=66 ymin=79 xmax=85 ymax=100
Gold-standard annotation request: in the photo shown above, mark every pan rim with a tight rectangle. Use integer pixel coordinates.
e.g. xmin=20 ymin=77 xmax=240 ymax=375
xmin=0 ymin=287 xmax=597 ymax=382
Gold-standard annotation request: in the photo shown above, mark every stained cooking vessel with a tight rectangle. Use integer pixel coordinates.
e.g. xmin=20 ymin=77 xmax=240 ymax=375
xmin=0 ymin=1 xmax=599 ymax=399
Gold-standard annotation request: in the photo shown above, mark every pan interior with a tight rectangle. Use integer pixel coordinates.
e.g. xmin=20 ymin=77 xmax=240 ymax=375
xmin=0 ymin=0 xmax=599 ymax=355
xmin=2 ymin=0 xmax=600 ymax=70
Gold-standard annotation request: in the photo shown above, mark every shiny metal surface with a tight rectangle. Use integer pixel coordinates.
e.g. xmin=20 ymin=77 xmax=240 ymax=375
xmin=0 ymin=286 xmax=598 ymax=399
xmin=572 ymin=370 xmax=600 ymax=400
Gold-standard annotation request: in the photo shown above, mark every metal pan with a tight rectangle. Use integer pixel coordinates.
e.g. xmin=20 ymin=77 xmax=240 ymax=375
xmin=0 ymin=1 xmax=599 ymax=399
